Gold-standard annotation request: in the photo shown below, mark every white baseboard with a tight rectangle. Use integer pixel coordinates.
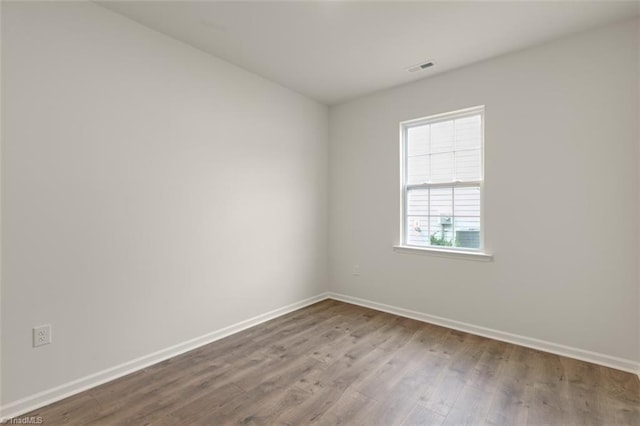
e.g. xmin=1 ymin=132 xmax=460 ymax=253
xmin=3 ymin=290 xmax=638 ymax=420
xmin=327 ymin=292 xmax=640 ymax=378
xmin=0 ymin=292 xmax=331 ymax=421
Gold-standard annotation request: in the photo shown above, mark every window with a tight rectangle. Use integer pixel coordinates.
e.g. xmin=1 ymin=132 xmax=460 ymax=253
xmin=401 ymin=106 xmax=484 ymax=251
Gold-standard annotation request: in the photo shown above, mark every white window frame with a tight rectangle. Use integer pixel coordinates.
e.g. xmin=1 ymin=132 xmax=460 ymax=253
xmin=397 ymin=106 xmax=491 ymax=259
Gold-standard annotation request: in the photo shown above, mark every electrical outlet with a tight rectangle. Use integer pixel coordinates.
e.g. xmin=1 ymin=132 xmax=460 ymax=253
xmin=353 ymin=265 xmax=361 ymax=276
xmin=33 ymin=325 xmax=52 ymax=347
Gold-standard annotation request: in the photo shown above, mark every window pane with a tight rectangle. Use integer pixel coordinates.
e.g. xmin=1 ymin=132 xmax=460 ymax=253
xmin=407 ymin=216 xmax=430 ymax=246
xmin=407 ymin=125 xmax=429 ymax=156
xmin=407 ymin=155 xmax=429 ymax=184
xmin=429 ymin=187 xmax=452 ymax=217
xmin=430 ymin=120 xmax=454 ymax=154
xmin=454 ymin=217 xmax=481 ymax=249
xmin=455 ymin=149 xmax=481 ymax=181
xmin=431 ymin=152 xmax=454 ymax=182
xmin=455 ymin=115 xmax=481 ymax=150
xmin=402 ymin=108 xmax=484 ymax=250
xmin=407 ymin=188 xmax=429 ymax=216
xmin=430 ymin=215 xmax=453 ymax=247
xmin=454 ymin=186 xmax=480 ymax=217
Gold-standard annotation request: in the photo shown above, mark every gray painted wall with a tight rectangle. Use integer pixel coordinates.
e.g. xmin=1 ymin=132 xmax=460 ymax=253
xmin=1 ymin=1 xmax=328 ymax=404
xmin=329 ymin=19 xmax=639 ymax=363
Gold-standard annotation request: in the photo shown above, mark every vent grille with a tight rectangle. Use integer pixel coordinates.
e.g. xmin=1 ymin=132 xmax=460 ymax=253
xmin=407 ymin=60 xmax=435 ymax=73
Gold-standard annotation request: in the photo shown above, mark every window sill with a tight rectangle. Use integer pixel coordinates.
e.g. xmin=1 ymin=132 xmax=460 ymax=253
xmin=393 ymin=245 xmax=493 ymax=261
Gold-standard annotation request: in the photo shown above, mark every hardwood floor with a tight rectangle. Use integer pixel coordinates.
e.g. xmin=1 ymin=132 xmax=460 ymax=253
xmin=22 ymin=300 xmax=640 ymax=425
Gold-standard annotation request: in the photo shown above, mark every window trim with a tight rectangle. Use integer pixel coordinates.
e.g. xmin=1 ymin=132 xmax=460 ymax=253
xmin=398 ymin=106 xmax=490 ymax=256
xmin=392 ymin=244 xmax=493 ymax=261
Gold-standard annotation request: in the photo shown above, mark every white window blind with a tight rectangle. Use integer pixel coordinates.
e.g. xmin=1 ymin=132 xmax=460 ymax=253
xmin=402 ymin=107 xmax=484 ymax=250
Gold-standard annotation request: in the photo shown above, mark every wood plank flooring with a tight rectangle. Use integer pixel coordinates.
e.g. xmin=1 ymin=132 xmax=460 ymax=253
xmin=21 ymin=300 xmax=640 ymax=425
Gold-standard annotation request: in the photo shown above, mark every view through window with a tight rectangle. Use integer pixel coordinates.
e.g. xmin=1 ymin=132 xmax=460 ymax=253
xmin=401 ymin=106 xmax=484 ymax=250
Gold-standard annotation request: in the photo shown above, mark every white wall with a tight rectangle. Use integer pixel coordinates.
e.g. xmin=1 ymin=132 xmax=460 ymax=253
xmin=1 ymin=1 xmax=327 ymax=405
xmin=637 ymin=17 xmax=640 ymax=369
xmin=329 ymin=19 xmax=640 ymax=363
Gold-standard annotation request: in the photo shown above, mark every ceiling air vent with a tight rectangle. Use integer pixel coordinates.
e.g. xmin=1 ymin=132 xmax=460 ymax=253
xmin=407 ymin=60 xmax=435 ymax=73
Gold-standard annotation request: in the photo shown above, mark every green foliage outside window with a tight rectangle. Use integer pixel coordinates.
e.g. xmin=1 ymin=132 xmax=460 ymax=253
xmin=430 ymin=233 xmax=452 ymax=247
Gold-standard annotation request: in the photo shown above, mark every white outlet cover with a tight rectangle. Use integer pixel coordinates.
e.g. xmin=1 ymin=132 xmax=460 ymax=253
xmin=33 ymin=324 xmax=52 ymax=347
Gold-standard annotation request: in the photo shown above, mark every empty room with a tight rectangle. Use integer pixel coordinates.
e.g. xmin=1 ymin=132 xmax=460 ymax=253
xmin=1 ymin=0 xmax=639 ymax=424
